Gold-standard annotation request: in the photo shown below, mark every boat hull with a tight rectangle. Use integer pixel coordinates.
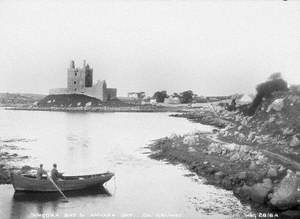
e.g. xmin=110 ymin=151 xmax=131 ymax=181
xmin=11 ymin=172 xmax=114 ymax=192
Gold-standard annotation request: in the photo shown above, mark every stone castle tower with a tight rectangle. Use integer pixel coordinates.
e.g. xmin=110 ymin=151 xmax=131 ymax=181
xmin=49 ymin=60 xmax=117 ymax=101
xmin=67 ymin=60 xmax=93 ymax=92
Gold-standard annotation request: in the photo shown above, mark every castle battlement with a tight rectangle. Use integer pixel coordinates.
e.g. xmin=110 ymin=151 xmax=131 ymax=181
xmin=49 ymin=60 xmax=117 ymax=101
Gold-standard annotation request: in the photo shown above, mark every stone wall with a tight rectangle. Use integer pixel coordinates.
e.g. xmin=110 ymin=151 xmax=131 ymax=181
xmin=107 ymin=88 xmax=117 ymax=100
xmin=83 ymin=80 xmax=106 ymax=101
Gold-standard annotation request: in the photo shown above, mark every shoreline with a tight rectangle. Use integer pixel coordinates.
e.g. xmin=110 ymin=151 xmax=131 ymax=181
xmin=4 ymin=105 xmax=187 ymax=113
xmin=148 ymin=102 xmax=300 ymax=218
xmin=0 ymin=138 xmax=38 ymax=184
xmin=147 ymin=132 xmax=299 ymax=218
xmin=2 ymin=101 xmax=300 ymax=217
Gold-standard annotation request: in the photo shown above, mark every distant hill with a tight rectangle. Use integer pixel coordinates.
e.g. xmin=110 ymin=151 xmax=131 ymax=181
xmin=0 ymin=93 xmax=45 ymax=106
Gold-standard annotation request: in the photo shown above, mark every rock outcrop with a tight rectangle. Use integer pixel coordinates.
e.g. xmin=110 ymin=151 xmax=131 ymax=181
xmin=270 ymin=171 xmax=300 ymax=210
xmin=250 ymin=178 xmax=273 ymax=204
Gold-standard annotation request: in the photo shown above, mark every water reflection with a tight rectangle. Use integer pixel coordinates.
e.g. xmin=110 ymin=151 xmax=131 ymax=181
xmin=0 ymin=111 xmax=253 ymax=218
xmin=10 ymin=186 xmax=111 ymax=219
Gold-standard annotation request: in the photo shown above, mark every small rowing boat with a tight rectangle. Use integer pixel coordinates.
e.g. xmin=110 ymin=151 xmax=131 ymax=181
xmin=10 ymin=172 xmax=114 ymax=192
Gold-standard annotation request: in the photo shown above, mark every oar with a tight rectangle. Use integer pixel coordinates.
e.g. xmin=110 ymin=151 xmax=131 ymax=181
xmin=47 ymin=173 xmax=69 ymax=202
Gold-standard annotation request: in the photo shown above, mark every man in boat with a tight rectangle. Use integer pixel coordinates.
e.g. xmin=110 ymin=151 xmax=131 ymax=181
xmin=36 ymin=164 xmax=47 ymax=180
xmin=51 ymin=163 xmax=63 ymax=181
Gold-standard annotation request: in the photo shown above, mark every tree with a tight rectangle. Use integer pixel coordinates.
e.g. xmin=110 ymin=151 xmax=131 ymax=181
xmin=268 ymin=72 xmax=282 ymax=81
xmin=153 ymin=91 xmax=168 ymax=103
xmin=247 ymin=73 xmax=288 ymax=115
xmin=180 ymin=90 xmax=194 ymax=103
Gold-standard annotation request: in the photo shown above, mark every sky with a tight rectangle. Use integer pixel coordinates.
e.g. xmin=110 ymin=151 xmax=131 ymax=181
xmin=0 ymin=0 xmax=300 ymax=97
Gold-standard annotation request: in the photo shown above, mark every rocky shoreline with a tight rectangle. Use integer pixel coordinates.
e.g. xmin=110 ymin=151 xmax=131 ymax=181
xmin=149 ymin=93 xmax=300 ymax=218
xmin=170 ymin=110 xmax=229 ymax=128
xmin=0 ymin=139 xmax=34 ymax=184
xmin=148 ymin=132 xmax=300 ymax=218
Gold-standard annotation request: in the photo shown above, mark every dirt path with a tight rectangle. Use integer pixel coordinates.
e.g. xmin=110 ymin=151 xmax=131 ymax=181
xmin=206 ymin=131 xmax=300 ymax=170
xmin=262 ymin=150 xmax=300 ymax=170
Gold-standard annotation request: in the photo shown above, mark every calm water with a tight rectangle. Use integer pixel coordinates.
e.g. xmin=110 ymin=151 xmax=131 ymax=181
xmin=0 ymin=109 xmax=252 ymax=219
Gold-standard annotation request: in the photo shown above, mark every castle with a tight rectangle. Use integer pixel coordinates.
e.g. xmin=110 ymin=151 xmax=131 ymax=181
xmin=49 ymin=60 xmax=117 ymax=101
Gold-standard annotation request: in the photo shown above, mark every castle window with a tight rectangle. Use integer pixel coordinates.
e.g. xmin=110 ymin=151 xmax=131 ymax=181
xmin=74 ymin=81 xmax=76 ymax=84
xmin=75 ymin=72 xmax=77 ymax=76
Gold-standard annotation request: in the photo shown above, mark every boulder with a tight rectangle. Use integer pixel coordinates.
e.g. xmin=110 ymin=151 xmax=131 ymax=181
xmin=267 ymin=166 xmax=278 ymax=178
xmin=282 ymin=128 xmax=294 ymax=136
xmin=0 ymin=172 xmax=10 ymax=184
xmin=238 ymin=171 xmax=247 ymax=180
xmin=230 ymin=152 xmax=240 ymax=161
xmin=206 ymin=167 xmax=216 ymax=175
xmin=270 ymin=171 xmax=300 ymax=210
xmin=223 ymin=131 xmax=229 ymax=137
xmin=238 ymin=133 xmax=246 ymax=141
xmin=85 ymin=101 xmax=92 ymax=107
xmin=188 ymin=147 xmax=196 ymax=153
xmin=256 ymin=158 xmax=267 ymax=165
xmin=250 ymin=178 xmax=273 ymax=204
xmin=267 ymin=98 xmax=285 ymax=112
xmin=255 ymin=153 xmax=266 ymax=165
xmin=242 ymin=153 xmax=252 ymax=161
xmin=278 ymin=165 xmax=286 ymax=174
xmin=169 ymin=133 xmax=178 ymax=139
xmin=235 ymin=115 xmax=241 ymax=122
xmin=241 ymin=118 xmax=248 ymax=126
xmin=214 ymin=171 xmax=225 ymax=181
xmin=183 ymin=135 xmax=198 ymax=146
xmin=240 ymin=145 xmax=250 ymax=153
xmin=219 ymin=129 xmax=225 ymax=135
xmin=222 ymin=177 xmax=232 ymax=190
xmin=252 ymin=136 xmax=260 ymax=143
xmin=223 ymin=143 xmax=240 ymax=152
xmin=239 ymin=184 xmax=252 ymax=200
xmin=247 ymin=132 xmax=256 ymax=142
xmin=207 ymin=143 xmax=221 ymax=154
xmin=289 ymin=135 xmax=300 ymax=147
xmin=224 ymin=125 xmax=231 ymax=131
xmin=268 ymin=116 xmax=276 ymax=123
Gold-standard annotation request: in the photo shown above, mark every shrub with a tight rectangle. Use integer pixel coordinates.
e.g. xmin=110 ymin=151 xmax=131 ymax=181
xmin=153 ymin=91 xmax=168 ymax=103
xmin=180 ymin=90 xmax=194 ymax=103
xmin=247 ymin=73 xmax=288 ymax=115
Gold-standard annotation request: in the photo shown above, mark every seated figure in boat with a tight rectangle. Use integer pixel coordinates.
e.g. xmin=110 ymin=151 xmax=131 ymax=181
xmin=36 ymin=164 xmax=47 ymax=180
xmin=51 ymin=163 xmax=63 ymax=180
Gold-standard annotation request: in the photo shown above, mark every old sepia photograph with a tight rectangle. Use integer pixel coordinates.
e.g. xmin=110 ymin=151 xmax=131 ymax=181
xmin=0 ymin=0 xmax=299 ymax=218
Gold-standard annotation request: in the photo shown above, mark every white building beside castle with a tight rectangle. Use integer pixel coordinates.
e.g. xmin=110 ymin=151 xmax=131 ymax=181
xmin=49 ymin=60 xmax=117 ymax=101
